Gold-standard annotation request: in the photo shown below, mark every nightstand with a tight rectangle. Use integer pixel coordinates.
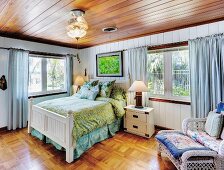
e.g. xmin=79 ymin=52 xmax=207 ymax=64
xmin=124 ymin=105 xmax=155 ymax=138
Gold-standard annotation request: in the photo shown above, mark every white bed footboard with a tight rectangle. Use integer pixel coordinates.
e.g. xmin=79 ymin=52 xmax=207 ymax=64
xmin=28 ymin=98 xmax=75 ymax=163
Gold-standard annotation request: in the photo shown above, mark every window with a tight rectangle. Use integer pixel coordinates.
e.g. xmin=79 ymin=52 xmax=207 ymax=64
xmin=147 ymin=46 xmax=190 ymax=100
xmin=29 ymin=57 xmax=42 ymax=93
xmin=172 ymin=50 xmax=190 ymax=97
xmin=28 ymin=55 xmax=66 ymax=95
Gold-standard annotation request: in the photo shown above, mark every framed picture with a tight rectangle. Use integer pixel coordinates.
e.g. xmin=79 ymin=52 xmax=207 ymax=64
xmin=96 ymin=51 xmax=123 ymax=77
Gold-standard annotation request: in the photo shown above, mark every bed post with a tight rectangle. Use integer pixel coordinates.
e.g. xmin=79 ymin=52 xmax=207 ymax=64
xmin=28 ymin=98 xmax=33 ymax=134
xmin=65 ymin=112 xmax=74 ymax=163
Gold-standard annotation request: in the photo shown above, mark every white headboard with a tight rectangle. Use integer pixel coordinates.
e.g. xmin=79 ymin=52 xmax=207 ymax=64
xmin=90 ymin=78 xmax=130 ymax=90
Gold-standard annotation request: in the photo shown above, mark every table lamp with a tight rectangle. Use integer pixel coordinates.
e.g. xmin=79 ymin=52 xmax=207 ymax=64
xmin=75 ymin=75 xmax=85 ymax=91
xmin=128 ymin=80 xmax=148 ymax=108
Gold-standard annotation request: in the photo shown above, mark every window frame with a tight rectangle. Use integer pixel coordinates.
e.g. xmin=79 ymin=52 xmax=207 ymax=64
xmin=28 ymin=54 xmax=67 ymax=97
xmin=148 ymin=46 xmax=190 ymax=102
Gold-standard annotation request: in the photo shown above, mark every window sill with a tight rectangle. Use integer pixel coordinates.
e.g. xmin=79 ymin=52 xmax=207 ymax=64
xmin=148 ymin=97 xmax=191 ymax=105
xmin=28 ymin=91 xmax=67 ymax=99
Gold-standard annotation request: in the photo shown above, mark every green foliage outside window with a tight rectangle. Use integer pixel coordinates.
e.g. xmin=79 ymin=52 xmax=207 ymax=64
xmin=47 ymin=59 xmax=65 ymax=90
xmin=173 ymin=86 xmax=190 ymax=96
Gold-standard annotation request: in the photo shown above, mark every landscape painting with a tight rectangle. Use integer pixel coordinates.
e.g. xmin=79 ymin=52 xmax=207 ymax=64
xmin=96 ymin=51 xmax=123 ymax=77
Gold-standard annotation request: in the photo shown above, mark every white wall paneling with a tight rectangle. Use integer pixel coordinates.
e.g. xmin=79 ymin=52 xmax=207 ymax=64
xmin=209 ymin=22 xmax=219 ymax=35
xmin=164 ymin=31 xmax=173 ymax=44
xmin=218 ymin=20 xmax=224 ymax=33
xmin=150 ymin=101 xmax=165 ymax=128
xmin=157 ymin=33 xmax=164 ymax=45
xmin=165 ymin=103 xmax=181 ymax=130
xmin=150 ymin=101 xmax=191 ymax=130
xmin=145 ymin=35 xmax=151 ymax=46
xmin=196 ymin=24 xmax=209 ymax=37
xmin=180 ymin=105 xmax=192 ymax=127
xmin=172 ymin=30 xmax=180 ymax=42
xmin=151 ymin=34 xmax=158 ymax=45
xmin=189 ymin=27 xmax=197 ymax=39
xmin=179 ymin=28 xmax=190 ymax=41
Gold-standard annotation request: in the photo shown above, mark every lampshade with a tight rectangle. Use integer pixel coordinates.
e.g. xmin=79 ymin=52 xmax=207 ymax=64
xmin=75 ymin=76 xmax=85 ymax=86
xmin=128 ymin=81 xmax=148 ymax=92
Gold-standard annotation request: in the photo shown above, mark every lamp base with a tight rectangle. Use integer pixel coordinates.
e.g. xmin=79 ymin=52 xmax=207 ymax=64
xmin=135 ymin=105 xmax=144 ymax=109
xmin=135 ymin=92 xmax=143 ymax=109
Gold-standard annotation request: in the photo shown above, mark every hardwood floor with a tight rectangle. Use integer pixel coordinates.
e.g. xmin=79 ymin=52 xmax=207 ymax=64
xmin=0 ymin=128 xmax=176 ymax=170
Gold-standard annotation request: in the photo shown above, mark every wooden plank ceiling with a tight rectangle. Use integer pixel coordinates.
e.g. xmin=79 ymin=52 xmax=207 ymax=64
xmin=0 ymin=0 xmax=224 ymax=48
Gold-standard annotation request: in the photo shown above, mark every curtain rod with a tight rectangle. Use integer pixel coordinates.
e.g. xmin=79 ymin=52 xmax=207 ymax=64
xmin=0 ymin=46 xmax=71 ymax=57
xmin=122 ymin=41 xmax=188 ymax=51
xmin=148 ymin=41 xmax=188 ymax=50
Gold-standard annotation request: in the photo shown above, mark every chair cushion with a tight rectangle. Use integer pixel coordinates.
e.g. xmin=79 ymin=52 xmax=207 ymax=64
xmin=156 ymin=131 xmax=210 ymax=159
xmin=187 ymin=130 xmax=222 ymax=152
xmin=205 ymin=111 xmax=223 ymax=138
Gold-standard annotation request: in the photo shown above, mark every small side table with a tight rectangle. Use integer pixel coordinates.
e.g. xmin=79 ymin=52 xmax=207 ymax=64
xmin=124 ymin=105 xmax=155 ymax=138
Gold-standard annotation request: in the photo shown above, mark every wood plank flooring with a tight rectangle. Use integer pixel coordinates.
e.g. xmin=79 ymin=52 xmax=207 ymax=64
xmin=0 ymin=128 xmax=176 ymax=170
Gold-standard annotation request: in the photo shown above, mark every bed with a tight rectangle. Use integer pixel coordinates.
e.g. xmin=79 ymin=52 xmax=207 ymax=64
xmin=28 ymin=93 xmax=125 ymax=163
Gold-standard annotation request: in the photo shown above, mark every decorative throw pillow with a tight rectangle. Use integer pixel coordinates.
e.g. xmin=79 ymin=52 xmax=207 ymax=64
xmin=76 ymin=80 xmax=99 ymax=95
xmin=219 ymin=112 xmax=224 ymax=139
xmin=110 ymin=86 xmax=127 ymax=101
xmin=205 ymin=111 xmax=223 ymax=138
xmin=84 ymin=80 xmax=99 ymax=87
xmin=80 ymin=85 xmax=99 ymax=100
xmin=99 ymin=80 xmax=116 ymax=97
xmin=220 ymin=127 xmax=224 ymax=140
xmin=216 ymin=102 xmax=224 ymax=113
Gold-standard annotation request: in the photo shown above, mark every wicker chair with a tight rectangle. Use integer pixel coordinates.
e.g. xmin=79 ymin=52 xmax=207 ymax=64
xmin=157 ymin=118 xmax=224 ymax=170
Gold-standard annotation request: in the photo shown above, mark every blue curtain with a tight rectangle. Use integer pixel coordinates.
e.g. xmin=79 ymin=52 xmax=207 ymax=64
xmin=66 ymin=55 xmax=73 ymax=96
xmin=8 ymin=49 xmax=29 ymax=130
xmin=189 ymin=34 xmax=224 ymax=118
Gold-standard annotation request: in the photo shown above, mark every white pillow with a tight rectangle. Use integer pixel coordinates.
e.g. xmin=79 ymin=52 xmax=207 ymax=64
xmin=205 ymin=111 xmax=223 ymax=138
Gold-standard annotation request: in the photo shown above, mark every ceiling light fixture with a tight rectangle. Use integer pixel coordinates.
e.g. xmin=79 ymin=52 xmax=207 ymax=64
xmin=67 ymin=9 xmax=88 ymax=40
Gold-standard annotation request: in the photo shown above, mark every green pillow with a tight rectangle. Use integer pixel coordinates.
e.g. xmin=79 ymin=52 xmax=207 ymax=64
xmin=110 ymin=86 xmax=127 ymax=101
xmin=99 ymin=80 xmax=116 ymax=98
xmin=205 ymin=111 xmax=223 ymax=138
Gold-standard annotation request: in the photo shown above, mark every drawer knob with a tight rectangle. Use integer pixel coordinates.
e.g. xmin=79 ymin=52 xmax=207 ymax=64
xmin=133 ymin=125 xmax=138 ymax=129
xmin=133 ymin=115 xmax=138 ymax=118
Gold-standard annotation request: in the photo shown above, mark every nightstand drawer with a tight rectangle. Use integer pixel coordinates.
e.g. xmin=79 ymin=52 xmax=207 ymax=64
xmin=126 ymin=120 xmax=147 ymax=134
xmin=126 ymin=110 xmax=147 ymax=123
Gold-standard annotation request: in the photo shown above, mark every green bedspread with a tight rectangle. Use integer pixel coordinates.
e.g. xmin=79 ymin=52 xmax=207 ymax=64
xmin=36 ymin=96 xmax=125 ymax=140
